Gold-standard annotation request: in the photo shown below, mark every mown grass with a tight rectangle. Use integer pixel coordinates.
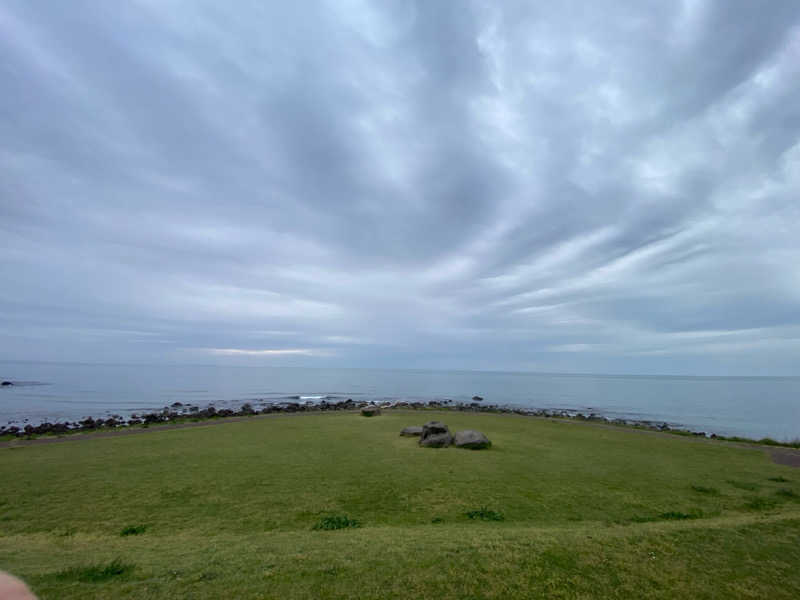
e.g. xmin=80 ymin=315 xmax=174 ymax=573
xmin=0 ymin=410 xmax=799 ymax=599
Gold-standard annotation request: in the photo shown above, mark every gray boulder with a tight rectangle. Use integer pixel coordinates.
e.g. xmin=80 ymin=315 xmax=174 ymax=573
xmin=454 ymin=430 xmax=491 ymax=449
xmin=420 ymin=432 xmax=453 ymax=447
xmin=360 ymin=406 xmax=381 ymax=417
xmin=400 ymin=426 xmax=423 ymax=437
xmin=422 ymin=421 xmax=449 ymax=436
xmin=419 ymin=421 xmax=453 ymax=448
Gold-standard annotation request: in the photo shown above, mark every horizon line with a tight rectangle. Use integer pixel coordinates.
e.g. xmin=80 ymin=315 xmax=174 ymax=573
xmin=1 ymin=358 xmax=799 ymax=379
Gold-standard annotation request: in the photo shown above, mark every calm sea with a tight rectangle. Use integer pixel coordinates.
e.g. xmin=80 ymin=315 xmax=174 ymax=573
xmin=1 ymin=362 xmax=799 ymax=440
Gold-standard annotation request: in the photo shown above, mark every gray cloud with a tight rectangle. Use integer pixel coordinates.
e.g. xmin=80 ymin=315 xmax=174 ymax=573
xmin=1 ymin=0 xmax=800 ymax=374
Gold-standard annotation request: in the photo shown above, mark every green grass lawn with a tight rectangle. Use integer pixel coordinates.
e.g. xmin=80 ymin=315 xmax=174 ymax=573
xmin=1 ymin=410 xmax=799 ymax=599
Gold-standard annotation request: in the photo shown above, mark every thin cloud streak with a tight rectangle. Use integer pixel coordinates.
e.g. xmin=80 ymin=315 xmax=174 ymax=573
xmin=205 ymin=349 xmax=325 ymax=357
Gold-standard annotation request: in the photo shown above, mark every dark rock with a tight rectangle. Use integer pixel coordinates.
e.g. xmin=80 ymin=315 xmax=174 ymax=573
xmin=472 ymin=395 xmax=483 ymax=402
xmin=419 ymin=432 xmax=453 ymax=447
xmin=79 ymin=417 xmax=97 ymax=429
xmin=422 ymin=421 xmax=449 ymax=436
xmin=1 ymin=381 xmax=12 ymax=386
xmin=400 ymin=426 xmax=423 ymax=437
xmin=419 ymin=421 xmax=452 ymax=447
xmin=171 ymin=402 xmax=183 ymax=408
xmin=454 ymin=430 xmax=492 ymax=449
xmin=361 ymin=406 xmax=381 ymax=417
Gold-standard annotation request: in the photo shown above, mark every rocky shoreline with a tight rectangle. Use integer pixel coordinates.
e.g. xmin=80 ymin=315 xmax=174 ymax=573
xmin=3 ymin=396 xmax=793 ymax=448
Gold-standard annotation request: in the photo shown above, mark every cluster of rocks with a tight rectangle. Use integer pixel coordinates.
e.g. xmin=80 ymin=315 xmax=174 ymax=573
xmin=0 ymin=398 xmax=383 ymax=438
xmin=1 ymin=396 xmax=714 ymax=441
xmin=401 ymin=420 xmax=492 ymax=449
xmin=447 ymin=404 xmax=706 ymax=435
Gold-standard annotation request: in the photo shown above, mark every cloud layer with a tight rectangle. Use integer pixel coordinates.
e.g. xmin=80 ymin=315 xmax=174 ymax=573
xmin=2 ymin=0 xmax=800 ymax=374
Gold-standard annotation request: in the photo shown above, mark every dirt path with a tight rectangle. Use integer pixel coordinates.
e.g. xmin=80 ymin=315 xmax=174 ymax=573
xmin=768 ymin=447 xmax=800 ymax=468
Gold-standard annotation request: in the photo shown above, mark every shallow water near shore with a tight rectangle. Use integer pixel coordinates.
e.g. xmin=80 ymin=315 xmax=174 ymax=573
xmin=1 ymin=361 xmax=799 ymax=440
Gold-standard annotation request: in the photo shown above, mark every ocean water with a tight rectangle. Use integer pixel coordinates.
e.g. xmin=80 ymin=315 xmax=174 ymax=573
xmin=1 ymin=361 xmax=799 ymax=440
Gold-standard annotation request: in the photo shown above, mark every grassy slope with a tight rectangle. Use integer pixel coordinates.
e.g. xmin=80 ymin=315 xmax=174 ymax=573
xmin=1 ymin=410 xmax=799 ymax=599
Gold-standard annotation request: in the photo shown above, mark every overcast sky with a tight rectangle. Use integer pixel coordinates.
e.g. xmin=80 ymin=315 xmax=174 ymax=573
xmin=2 ymin=1 xmax=800 ymax=375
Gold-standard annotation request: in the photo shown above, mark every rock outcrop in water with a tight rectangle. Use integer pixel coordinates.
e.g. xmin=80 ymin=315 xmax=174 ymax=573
xmin=1 ymin=381 xmax=12 ymax=387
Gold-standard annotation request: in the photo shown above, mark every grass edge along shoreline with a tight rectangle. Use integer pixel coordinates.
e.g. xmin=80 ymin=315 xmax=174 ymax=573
xmin=2 ymin=399 xmax=799 ymax=449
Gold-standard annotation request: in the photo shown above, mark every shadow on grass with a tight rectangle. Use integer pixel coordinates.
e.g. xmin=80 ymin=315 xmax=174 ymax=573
xmin=120 ymin=524 xmax=147 ymax=536
xmin=312 ymin=515 xmax=361 ymax=531
xmin=726 ymin=480 xmax=760 ymax=491
xmin=691 ymin=485 xmax=720 ymax=495
xmin=54 ymin=558 xmax=134 ymax=583
xmin=745 ymin=497 xmax=779 ymax=511
xmin=775 ymin=488 xmax=798 ymax=500
xmin=631 ymin=510 xmax=704 ymax=523
xmin=466 ymin=507 xmax=505 ymax=521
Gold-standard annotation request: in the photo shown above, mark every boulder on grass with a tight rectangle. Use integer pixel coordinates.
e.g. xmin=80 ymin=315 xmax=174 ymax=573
xmin=422 ymin=421 xmax=449 ymax=436
xmin=420 ymin=432 xmax=453 ymax=447
xmin=400 ymin=426 xmax=423 ymax=437
xmin=454 ymin=430 xmax=491 ymax=449
xmin=419 ymin=421 xmax=452 ymax=448
xmin=361 ymin=406 xmax=381 ymax=417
